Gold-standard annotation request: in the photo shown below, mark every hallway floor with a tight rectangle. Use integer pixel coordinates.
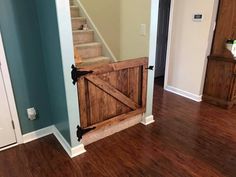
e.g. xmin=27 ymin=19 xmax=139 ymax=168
xmin=1 ymin=80 xmax=236 ymax=177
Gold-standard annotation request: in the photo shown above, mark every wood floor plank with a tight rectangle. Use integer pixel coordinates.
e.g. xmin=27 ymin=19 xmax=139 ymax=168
xmin=1 ymin=78 xmax=236 ymax=177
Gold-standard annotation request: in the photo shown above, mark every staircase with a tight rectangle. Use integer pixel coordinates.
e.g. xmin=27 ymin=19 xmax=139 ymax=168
xmin=69 ymin=0 xmax=112 ymax=67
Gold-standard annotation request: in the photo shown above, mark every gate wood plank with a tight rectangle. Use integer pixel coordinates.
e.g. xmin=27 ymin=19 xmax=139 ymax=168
xmin=100 ymin=72 xmax=118 ymax=118
xmin=78 ymin=57 xmax=148 ymax=75
xmin=116 ymin=69 xmax=130 ymax=114
xmin=88 ymin=82 xmax=101 ymax=125
xmin=107 ymin=72 xmax=118 ymax=118
xmin=77 ymin=78 xmax=88 ymax=128
xmin=86 ymin=108 xmax=145 ymax=131
xmin=129 ymin=67 xmax=141 ymax=104
xmin=98 ymin=73 xmax=109 ymax=121
xmin=86 ymin=75 xmax=139 ymax=110
xmin=142 ymin=64 xmax=148 ymax=109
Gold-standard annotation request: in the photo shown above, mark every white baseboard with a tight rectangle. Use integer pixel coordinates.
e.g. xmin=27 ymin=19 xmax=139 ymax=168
xmin=52 ymin=126 xmax=86 ymax=158
xmin=141 ymin=115 xmax=155 ymax=125
xmin=70 ymin=144 xmax=86 ymax=158
xmin=165 ymin=85 xmax=202 ymax=102
xmin=22 ymin=125 xmax=86 ymax=158
xmin=0 ymin=143 xmax=18 ymax=152
xmin=23 ymin=125 xmax=54 ymax=143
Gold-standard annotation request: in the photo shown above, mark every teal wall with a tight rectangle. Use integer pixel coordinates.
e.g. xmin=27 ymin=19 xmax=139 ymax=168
xmin=0 ymin=0 xmax=52 ymax=134
xmin=0 ymin=0 xmax=71 ymax=144
xmin=35 ymin=0 xmax=71 ymax=144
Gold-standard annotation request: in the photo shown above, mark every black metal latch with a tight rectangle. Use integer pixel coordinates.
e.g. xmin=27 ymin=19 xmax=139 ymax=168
xmin=71 ymin=65 xmax=93 ymax=85
xmin=77 ymin=126 xmax=96 ymax=141
xmin=145 ymin=65 xmax=154 ymax=70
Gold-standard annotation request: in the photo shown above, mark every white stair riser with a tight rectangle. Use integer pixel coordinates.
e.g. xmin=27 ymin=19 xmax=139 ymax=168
xmin=76 ymin=45 xmax=102 ymax=59
xmin=73 ymin=31 xmax=94 ymax=45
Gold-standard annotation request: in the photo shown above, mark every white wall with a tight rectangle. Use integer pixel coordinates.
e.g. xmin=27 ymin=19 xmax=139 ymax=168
xmin=79 ymin=0 xmax=121 ymax=58
xmin=55 ymin=0 xmax=81 ymax=148
xmin=165 ymin=0 xmax=216 ymax=99
xmin=79 ymin=0 xmax=151 ymax=60
xmin=120 ymin=0 xmax=151 ymax=60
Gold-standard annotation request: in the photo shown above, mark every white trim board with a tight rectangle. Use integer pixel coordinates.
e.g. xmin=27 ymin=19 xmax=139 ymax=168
xmin=164 ymin=0 xmax=175 ymax=89
xmin=144 ymin=0 xmax=159 ymax=118
xmin=141 ymin=115 xmax=155 ymax=125
xmin=165 ymin=85 xmax=202 ymax=102
xmin=52 ymin=126 xmax=86 ymax=158
xmin=23 ymin=125 xmax=86 ymax=158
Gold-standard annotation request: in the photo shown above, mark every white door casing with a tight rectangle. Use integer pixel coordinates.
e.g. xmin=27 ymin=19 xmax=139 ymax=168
xmin=0 ymin=67 xmax=16 ymax=148
xmin=0 ymin=32 xmax=23 ymax=149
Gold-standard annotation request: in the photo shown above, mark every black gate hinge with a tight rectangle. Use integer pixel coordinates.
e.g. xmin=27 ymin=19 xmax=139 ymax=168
xmin=71 ymin=65 xmax=93 ymax=85
xmin=145 ymin=65 xmax=154 ymax=70
xmin=77 ymin=126 xmax=96 ymax=141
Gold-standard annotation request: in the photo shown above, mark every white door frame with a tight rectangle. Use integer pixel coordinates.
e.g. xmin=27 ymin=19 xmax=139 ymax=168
xmin=0 ymin=32 xmax=23 ymax=148
xmin=163 ymin=0 xmax=220 ymax=90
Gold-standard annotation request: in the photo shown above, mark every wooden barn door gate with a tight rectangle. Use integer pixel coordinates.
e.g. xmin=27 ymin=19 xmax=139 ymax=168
xmin=72 ymin=58 xmax=149 ymax=140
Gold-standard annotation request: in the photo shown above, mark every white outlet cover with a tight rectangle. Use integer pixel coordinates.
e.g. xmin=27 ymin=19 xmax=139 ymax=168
xmin=27 ymin=107 xmax=37 ymax=120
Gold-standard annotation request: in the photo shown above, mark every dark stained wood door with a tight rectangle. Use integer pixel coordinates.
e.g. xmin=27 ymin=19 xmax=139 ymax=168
xmin=211 ymin=0 xmax=236 ymax=58
xmin=230 ymin=73 xmax=236 ymax=101
xmin=77 ymin=58 xmax=148 ymax=128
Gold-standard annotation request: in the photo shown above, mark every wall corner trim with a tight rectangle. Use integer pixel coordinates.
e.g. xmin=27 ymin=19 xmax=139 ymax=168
xmin=165 ymin=85 xmax=202 ymax=102
xmin=70 ymin=144 xmax=86 ymax=158
xmin=22 ymin=125 xmax=86 ymax=158
xmin=141 ymin=115 xmax=155 ymax=125
xmin=52 ymin=125 xmax=86 ymax=158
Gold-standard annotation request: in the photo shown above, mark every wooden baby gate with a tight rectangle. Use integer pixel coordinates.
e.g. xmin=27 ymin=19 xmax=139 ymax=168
xmin=76 ymin=57 xmax=148 ymax=130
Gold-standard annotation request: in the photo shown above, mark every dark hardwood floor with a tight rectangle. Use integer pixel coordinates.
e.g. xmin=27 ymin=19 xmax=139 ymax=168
xmin=1 ymin=79 xmax=236 ymax=177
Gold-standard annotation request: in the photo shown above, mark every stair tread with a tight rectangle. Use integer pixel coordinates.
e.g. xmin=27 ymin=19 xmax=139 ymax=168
xmin=71 ymin=17 xmax=86 ymax=20
xmin=75 ymin=42 xmax=101 ymax=48
xmin=84 ymin=56 xmax=110 ymax=61
xmin=77 ymin=56 xmax=112 ymax=67
xmin=73 ymin=29 xmax=93 ymax=33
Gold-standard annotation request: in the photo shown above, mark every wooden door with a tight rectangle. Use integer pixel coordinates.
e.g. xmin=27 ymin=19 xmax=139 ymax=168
xmin=204 ymin=58 xmax=234 ymax=100
xmin=77 ymin=58 xmax=148 ymax=128
xmin=229 ymin=66 xmax=236 ymax=101
xmin=211 ymin=0 xmax=236 ymax=58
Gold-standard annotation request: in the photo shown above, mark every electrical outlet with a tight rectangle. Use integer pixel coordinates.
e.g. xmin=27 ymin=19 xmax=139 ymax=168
xmin=27 ymin=107 xmax=37 ymax=120
xmin=140 ymin=24 xmax=146 ymax=36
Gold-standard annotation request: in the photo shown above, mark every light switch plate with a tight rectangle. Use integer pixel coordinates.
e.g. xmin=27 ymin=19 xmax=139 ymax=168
xmin=140 ymin=24 xmax=146 ymax=36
